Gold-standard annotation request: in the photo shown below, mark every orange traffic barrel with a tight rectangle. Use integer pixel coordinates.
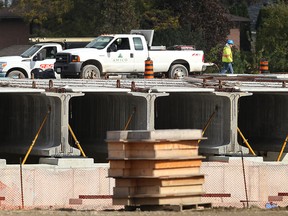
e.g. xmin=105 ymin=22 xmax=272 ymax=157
xmin=144 ymin=57 xmax=154 ymax=79
xmin=260 ymin=59 xmax=269 ymax=73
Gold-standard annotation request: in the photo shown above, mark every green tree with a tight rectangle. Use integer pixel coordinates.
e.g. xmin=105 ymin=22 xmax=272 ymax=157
xmin=51 ymin=0 xmax=104 ymax=36
xmin=11 ymin=0 xmax=72 ymax=25
xmin=99 ymin=0 xmax=139 ymax=34
xmin=10 ymin=0 xmax=73 ymax=36
xmin=256 ymin=2 xmax=288 ymax=72
xmin=141 ymin=0 xmax=230 ymax=51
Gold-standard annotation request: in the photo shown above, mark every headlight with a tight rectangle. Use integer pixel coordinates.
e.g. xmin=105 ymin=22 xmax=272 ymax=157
xmin=71 ymin=55 xmax=80 ymax=62
xmin=0 ymin=62 xmax=7 ymax=69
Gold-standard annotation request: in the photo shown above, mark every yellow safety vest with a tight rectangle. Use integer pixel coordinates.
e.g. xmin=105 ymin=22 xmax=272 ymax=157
xmin=222 ymin=45 xmax=233 ymax=63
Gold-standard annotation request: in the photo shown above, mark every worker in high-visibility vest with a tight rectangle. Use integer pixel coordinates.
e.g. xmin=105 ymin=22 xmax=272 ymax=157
xmin=220 ymin=39 xmax=234 ymax=74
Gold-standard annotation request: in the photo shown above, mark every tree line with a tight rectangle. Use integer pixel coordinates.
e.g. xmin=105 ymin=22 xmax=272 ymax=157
xmin=5 ymin=0 xmax=288 ymax=73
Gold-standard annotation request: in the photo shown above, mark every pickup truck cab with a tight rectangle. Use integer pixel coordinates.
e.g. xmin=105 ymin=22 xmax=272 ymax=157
xmin=0 ymin=43 xmax=63 ymax=78
xmin=55 ymin=30 xmax=212 ymax=79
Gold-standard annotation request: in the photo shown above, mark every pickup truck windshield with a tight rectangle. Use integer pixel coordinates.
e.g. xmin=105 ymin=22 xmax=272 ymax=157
xmin=86 ymin=36 xmax=114 ymax=49
xmin=21 ymin=45 xmax=41 ymax=58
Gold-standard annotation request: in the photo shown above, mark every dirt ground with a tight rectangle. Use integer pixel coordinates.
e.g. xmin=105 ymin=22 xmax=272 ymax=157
xmin=0 ymin=208 xmax=288 ymax=216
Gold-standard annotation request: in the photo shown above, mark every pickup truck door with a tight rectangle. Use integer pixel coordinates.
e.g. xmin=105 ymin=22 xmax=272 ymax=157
xmin=105 ymin=37 xmax=134 ymax=72
xmin=31 ymin=46 xmax=57 ymax=70
xmin=131 ymin=37 xmax=147 ymax=72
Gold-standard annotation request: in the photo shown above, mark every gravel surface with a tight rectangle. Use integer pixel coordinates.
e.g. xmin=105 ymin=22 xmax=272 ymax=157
xmin=0 ymin=208 xmax=288 ymax=216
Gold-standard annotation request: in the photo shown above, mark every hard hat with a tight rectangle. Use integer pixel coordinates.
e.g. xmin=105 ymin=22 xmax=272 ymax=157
xmin=227 ymin=39 xmax=234 ymax=45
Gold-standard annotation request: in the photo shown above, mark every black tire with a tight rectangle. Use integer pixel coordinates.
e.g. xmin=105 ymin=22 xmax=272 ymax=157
xmin=7 ymin=70 xmax=26 ymax=79
xmin=168 ymin=64 xmax=188 ymax=78
xmin=81 ymin=65 xmax=100 ymax=79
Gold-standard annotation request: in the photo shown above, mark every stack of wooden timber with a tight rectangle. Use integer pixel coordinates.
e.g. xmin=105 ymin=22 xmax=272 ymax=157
xmin=106 ymin=129 xmax=207 ymax=209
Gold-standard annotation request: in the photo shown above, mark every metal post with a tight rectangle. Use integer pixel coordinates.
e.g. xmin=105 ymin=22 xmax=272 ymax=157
xmin=19 ymin=158 xmax=24 ymax=209
xmin=240 ymin=150 xmax=249 ymax=208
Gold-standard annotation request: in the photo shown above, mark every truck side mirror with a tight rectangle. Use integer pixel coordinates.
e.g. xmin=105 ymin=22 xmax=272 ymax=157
xmin=108 ymin=44 xmax=117 ymax=52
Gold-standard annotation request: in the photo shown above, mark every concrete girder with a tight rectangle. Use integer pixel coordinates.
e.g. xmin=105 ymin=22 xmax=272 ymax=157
xmin=129 ymin=92 xmax=169 ymax=130
xmin=44 ymin=92 xmax=84 ymax=156
xmin=213 ymin=92 xmax=252 ymax=155
xmin=0 ymin=92 xmax=84 ymax=159
xmin=238 ymin=92 xmax=288 ymax=154
xmin=68 ymin=92 xmax=169 ymax=162
xmin=154 ymin=91 xmax=253 ymax=155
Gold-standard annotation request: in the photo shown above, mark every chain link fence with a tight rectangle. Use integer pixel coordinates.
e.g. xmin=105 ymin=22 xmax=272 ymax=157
xmin=0 ymin=158 xmax=288 ymax=210
xmin=201 ymin=159 xmax=288 ymax=208
xmin=0 ymin=164 xmax=119 ymax=210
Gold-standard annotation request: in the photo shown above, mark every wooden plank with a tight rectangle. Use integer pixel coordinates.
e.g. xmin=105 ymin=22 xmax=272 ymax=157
xmin=113 ymin=187 xmax=135 ymax=197
xmin=139 ymin=202 xmax=212 ymax=211
xmin=109 ymin=160 xmax=127 ymax=169
xmin=137 ymin=184 xmax=203 ymax=195
xmin=107 ymin=142 xmax=125 ymax=150
xmin=202 ymin=193 xmax=231 ymax=197
xmin=108 ymin=150 xmax=126 ymax=158
xmin=278 ymin=192 xmax=288 ymax=196
xmin=106 ymin=130 xmax=203 ymax=143
xmin=108 ymin=149 xmax=199 ymax=159
xmin=109 ymin=166 xmax=201 ymax=177
xmin=113 ymin=184 xmax=203 ymax=197
xmin=113 ymin=198 xmax=133 ymax=206
xmin=113 ymin=194 xmax=202 ymax=205
xmin=115 ymin=175 xmax=205 ymax=187
xmin=108 ymin=141 xmax=199 ymax=151
xmin=268 ymin=196 xmax=283 ymax=201
xmin=109 ymin=158 xmax=203 ymax=169
xmin=79 ymin=195 xmax=112 ymax=199
xmin=69 ymin=198 xmax=82 ymax=205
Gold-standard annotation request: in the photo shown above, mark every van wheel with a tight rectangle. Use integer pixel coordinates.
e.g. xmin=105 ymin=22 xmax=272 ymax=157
xmin=81 ymin=65 xmax=100 ymax=79
xmin=7 ymin=70 xmax=26 ymax=79
xmin=168 ymin=64 xmax=188 ymax=78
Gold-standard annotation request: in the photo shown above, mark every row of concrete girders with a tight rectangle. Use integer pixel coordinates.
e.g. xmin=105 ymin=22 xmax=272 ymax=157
xmin=1 ymin=76 xmax=288 ymax=162
xmin=0 ymin=89 xmax=249 ymax=162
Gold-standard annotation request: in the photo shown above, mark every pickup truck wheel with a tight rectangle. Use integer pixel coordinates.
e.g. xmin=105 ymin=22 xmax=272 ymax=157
xmin=81 ymin=65 xmax=100 ymax=79
xmin=7 ymin=70 xmax=26 ymax=79
xmin=168 ymin=64 xmax=188 ymax=79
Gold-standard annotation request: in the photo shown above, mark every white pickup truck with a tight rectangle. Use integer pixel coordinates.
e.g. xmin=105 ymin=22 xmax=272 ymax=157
xmin=0 ymin=43 xmax=64 ymax=78
xmin=0 ymin=38 xmax=92 ymax=79
xmin=54 ymin=30 xmax=213 ymax=79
